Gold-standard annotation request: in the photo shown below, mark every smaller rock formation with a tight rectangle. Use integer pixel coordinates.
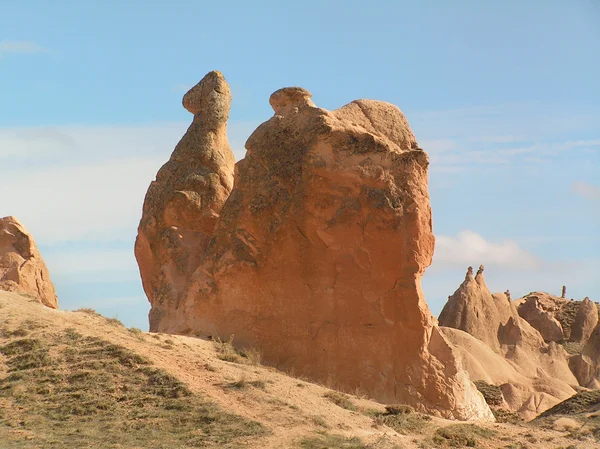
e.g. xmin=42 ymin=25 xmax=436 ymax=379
xmin=135 ymin=71 xmax=236 ymax=331
xmin=570 ymin=297 xmax=598 ymax=343
xmin=0 ymin=216 xmax=58 ymax=308
xmin=438 ymin=265 xmax=519 ymax=351
xmin=570 ymin=322 xmax=600 ymax=389
xmin=517 ymin=294 xmax=565 ymax=342
xmin=561 ymin=285 xmax=566 ymax=299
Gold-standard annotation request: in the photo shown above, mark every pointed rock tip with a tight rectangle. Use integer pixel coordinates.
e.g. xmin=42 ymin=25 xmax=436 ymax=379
xmin=1 ymin=216 xmax=22 ymax=226
xmin=182 ymin=71 xmax=231 ymax=115
xmin=269 ymin=86 xmax=315 ymax=115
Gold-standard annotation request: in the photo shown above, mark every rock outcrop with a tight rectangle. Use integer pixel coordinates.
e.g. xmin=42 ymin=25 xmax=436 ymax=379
xmin=135 ymin=71 xmax=236 ymax=331
xmin=517 ymin=293 xmax=565 ymax=342
xmin=569 ymin=297 xmax=598 ymax=343
xmin=570 ymin=322 xmax=600 ymax=389
xmin=138 ymin=79 xmax=493 ymax=421
xmin=438 ymin=265 xmax=519 ymax=351
xmin=0 ymin=216 xmax=58 ymax=308
xmin=438 ymin=266 xmax=581 ymax=420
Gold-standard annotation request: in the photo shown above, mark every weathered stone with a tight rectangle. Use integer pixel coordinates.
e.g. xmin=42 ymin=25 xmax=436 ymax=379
xmin=0 ymin=216 xmax=57 ymax=308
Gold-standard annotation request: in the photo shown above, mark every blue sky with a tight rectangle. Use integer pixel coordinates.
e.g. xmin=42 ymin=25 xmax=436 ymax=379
xmin=1 ymin=1 xmax=599 ymax=330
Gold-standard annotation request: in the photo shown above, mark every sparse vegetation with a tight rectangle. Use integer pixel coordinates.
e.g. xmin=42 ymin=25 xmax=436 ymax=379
xmin=324 ymin=391 xmax=357 ymax=411
xmin=493 ymin=408 xmax=524 ymax=424
xmin=372 ymin=404 xmax=432 ymax=435
xmin=224 ymin=376 xmax=266 ymax=391
xmin=474 ymin=380 xmax=504 ymax=406
xmin=538 ymin=390 xmax=600 ymax=417
xmin=105 ymin=316 xmax=124 ymax=327
xmin=432 ymin=424 xmax=496 ymax=447
xmin=74 ymin=307 xmax=100 ymax=316
xmin=0 ymin=321 xmax=265 ymax=448
xmin=299 ymin=432 xmax=366 ymax=448
xmin=214 ymin=335 xmax=262 ymax=366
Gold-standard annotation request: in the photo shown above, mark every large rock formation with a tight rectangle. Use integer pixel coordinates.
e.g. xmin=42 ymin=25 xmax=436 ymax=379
xmin=0 ymin=216 xmax=58 ymax=308
xmin=138 ymin=79 xmax=493 ymax=420
xmin=135 ymin=71 xmax=236 ymax=331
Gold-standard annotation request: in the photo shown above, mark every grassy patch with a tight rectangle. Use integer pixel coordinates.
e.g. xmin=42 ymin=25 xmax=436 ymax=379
xmin=0 ymin=322 xmax=265 ymax=448
xmin=492 ymin=408 xmax=523 ymax=424
xmin=224 ymin=377 xmax=267 ymax=391
xmin=324 ymin=391 xmax=357 ymax=411
xmin=432 ymin=424 xmax=496 ymax=448
xmin=372 ymin=404 xmax=432 ymax=435
xmin=74 ymin=308 xmax=100 ymax=316
xmin=214 ymin=336 xmax=261 ymax=366
xmin=299 ymin=432 xmax=365 ymax=448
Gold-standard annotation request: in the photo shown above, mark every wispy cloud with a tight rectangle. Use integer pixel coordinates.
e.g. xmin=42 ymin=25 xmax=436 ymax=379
xmin=0 ymin=40 xmax=47 ymax=56
xmin=434 ymin=230 xmax=540 ymax=270
xmin=0 ymin=121 xmax=257 ymax=243
xmin=571 ymin=182 xmax=600 ymax=201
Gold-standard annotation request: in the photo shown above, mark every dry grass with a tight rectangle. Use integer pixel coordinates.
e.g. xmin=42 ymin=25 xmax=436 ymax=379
xmin=474 ymin=380 xmax=504 ymax=406
xmin=213 ymin=335 xmax=261 ymax=366
xmin=431 ymin=424 xmax=496 ymax=447
xmin=323 ymin=391 xmax=358 ymax=411
xmin=299 ymin=431 xmax=366 ymax=448
xmin=0 ymin=326 xmax=265 ymax=448
xmin=372 ymin=405 xmax=433 ymax=436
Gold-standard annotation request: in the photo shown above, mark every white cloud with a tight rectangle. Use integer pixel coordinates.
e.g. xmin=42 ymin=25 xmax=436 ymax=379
xmin=44 ymin=248 xmax=138 ymax=278
xmin=571 ymin=182 xmax=600 ymax=201
xmin=434 ymin=230 xmax=540 ymax=269
xmin=0 ymin=40 xmax=47 ymax=55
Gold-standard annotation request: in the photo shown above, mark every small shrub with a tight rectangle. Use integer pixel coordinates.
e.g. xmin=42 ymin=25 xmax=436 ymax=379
xmin=75 ymin=308 xmax=100 ymax=316
xmin=373 ymin=406 xmax=432 ymax=435
xmin=324 ymin=391 xmax=357 ymax=411
xmin=493 ymin=408 xmax=523 ymax=424
xmin=474 ymin=380 xmax=504 ymax=406
xmin=310 ymin=415 xmax=329 ymax=428
xmin=433 ymin=424 xmax=496 ymax=447
xmin=224 ymin=377 xmax=266 ymax=391
xmin=106 ymin=317 xmax=124 ymax=327
xmin=299 ymin=432 xmax=365 ymax=448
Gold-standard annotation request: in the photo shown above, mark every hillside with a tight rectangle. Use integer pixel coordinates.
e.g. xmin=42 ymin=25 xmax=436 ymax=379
xmin=0 ymin=292 xmax=598 ymax=449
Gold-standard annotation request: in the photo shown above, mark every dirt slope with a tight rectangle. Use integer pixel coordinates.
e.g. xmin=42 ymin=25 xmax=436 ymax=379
xmin=0 ymin=291 xmax=597 ymax=448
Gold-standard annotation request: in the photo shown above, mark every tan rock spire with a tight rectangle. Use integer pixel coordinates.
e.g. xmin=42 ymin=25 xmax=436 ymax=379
xmin=134 ymin=71 xmax=236 ymax=331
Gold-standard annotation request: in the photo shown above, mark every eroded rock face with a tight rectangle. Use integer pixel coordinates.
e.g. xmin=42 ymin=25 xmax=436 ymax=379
xmin=0 ymin=216 xmax=58 ymax=308
xmin=177 ymin=86 xmax=492 ymax=420
xmin=134 ymin=71 xmax=235 ymax=331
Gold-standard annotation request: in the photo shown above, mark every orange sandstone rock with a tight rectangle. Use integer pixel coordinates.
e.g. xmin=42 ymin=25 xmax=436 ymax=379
xmin=0 ymin=216 xmax=58 ymax=308
xmin=175 ymin=86 xmax=492 ymax=420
